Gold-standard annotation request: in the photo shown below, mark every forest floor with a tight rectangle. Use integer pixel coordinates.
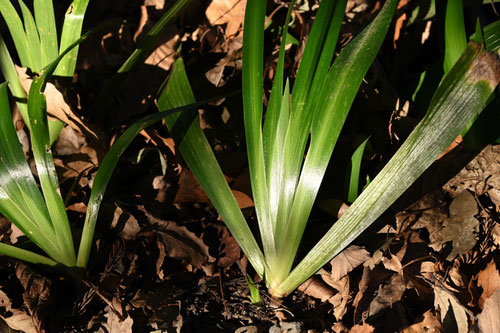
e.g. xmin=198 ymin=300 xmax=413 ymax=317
xmin=0 ymin=0 xmax=499 ymax=332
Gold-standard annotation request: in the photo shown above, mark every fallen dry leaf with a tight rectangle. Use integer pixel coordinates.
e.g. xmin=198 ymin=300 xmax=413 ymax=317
xmin=144 ymin=25 xmax=179 ymax=71
xmin=477 ymin=288 xmax=500 ymax=333
xmin=212 ymin=223 xmax=241 ymax=268
xmin=350 ymin=322 xmax=375 ymax=333
xmin=401 ymin=310 xmax=443 ymax=333
xmin=441 ymin=191 xmax=479 ymax=260
xmin=298 ymin=276 xmax=335 ymax=303
xmin=206 ymin=0 xmax=247 ymax=37
xmin=15 ymin=263 xmax=53 ymax=333
xmin=0 ymin=289 xmax=37 ymax=333
xmin=476 ymin=259 xmax=500 ymax=309
xmin=15 ymin=66 xmax=100 ymax=141
xmin=434 ymin=286 xmax=469 ymax=333
xmin=103 ymin=310 xmax=133 ymax=333
xmin=367 ymin=274 xmax=406 ymax=318
xmin=329 ymin=245 xmax=370 ymax=283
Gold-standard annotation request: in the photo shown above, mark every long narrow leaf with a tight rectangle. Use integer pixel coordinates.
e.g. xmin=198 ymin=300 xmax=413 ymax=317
xmin=276 ymin=42 xmax=500 ymax=296
xmin=17 ymin=0 xmax=42 ymax=72
xmin=156 ymin=58 xmax=268 ymax=278
xmin=348 ymin=138 xmax=369 ymax=203
xmin=242 ymin=0 xmax=275 ymax=261
xmin=0 ymin=242 xmax=58 ymax=267
xmin=444 ymin=0 xmax=467 ymax=73
xmin=0 ymin=83 xmax=64 ymax=262
xmin=55 ymin=0 xmax=90 ymax=76
xmin=0 ymin=1 xmax=31 ymax=67
xmin=34 ymin=0 xmax=59 ymax=66
xmin=272 ymin=0 xmax=398 ymax=287
xmin=76 ymin=97 xmax=229 ymax=268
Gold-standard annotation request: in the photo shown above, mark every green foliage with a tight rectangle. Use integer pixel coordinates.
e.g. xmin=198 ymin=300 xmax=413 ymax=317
xmin=158 ymin=0 xmax=499 ymax=298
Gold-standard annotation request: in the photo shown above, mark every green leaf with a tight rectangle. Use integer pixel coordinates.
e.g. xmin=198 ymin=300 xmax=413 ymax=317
xmin=348 ymin=138 xmax=369 ymax=203
xmin=55 ymin=0 xmax=90 ymax=76
xmin=470 ymin=20 xmax=500 ymax=53
xmin=444 ymin=0 xmax=467 ymax=73
xmin=28 ymin=73 xmax=77 ymax=267
xmin=76 ymin=88 xmax=229 ymax=268
xmin=17 ymin=0 xmax=42 ymax=72
xmin=0 ymin=82 xmax=64 ymax=263
xmin=34 ymin=0 xmax=59 ymax=66
xmin=0 ymin=242 xmax=58 ymax=267
xmin=0 ymin=0 xmax=31 ymax=68
xmin=241 ymin=0 xmax=275 ymax=261
xmin=155 ymin=57 xmax=268 ymax=277
xmin=272 ymin=0 xmax=398 ymax=289
xmin=276 ymin=42 xmax=499 ymax=296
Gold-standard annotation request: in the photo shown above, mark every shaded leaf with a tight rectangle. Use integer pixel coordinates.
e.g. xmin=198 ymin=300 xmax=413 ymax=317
xmin=441 ymin=191 xmax=479 ymax=260
xmin=401 ymin=310 xmax=443 ymax=333
xmin=476 ymin=259 xmax=500 ymax=309
xmin=205 ymin=0 xmax=247 ymax=37
xmin=329 ymin=245 xmax=370 ymax=283
xmin=0 ymin=289 xmax=37 ymax=333
xmin=477 ymin=289 xmax=500 ymax=333
xmin=434 ymin=286 xmax=469 ymax=333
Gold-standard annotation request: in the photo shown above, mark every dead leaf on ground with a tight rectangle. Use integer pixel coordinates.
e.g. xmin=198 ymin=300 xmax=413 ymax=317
xmin=103 ymin=309 xmax=133 ymax=333
xmin=367 ymin=274 xmax=406 ymax=318
xmin=441 ymin=191 xmax=479 ymax=260
xmin=443 ymin=145 xmax=500 ymax=197
xmin=206 ymin=0 xmax=247 ymax=37
xmin=477 ymin=288 xmax=500 ymax=333
xmin=0 ymin=289 xmax=37 ymax=333
xmin=141 ymin=208 xmax=216 ymax=272
xmin=15 ymin=263 xmax=53 ymax=333
xmin=476 ymin=259 xmax=500 ymax=309
xmin=350 ymin=322 xmax=375 ymax=333
xmin=328 ymin=245 xmax=370 ymax=283
xmin=211 ymin=223 xmax=241 ymax=268
xmin=298 ymin=276 xmax=335 ymax=303
xmin=433 ymin=286 xmax=469 ymax=333
xmin=15 ymin=66 xmax=100 ymax=141
xmin=144 ymin=25 xmax=180 ymax=72
xmin=400 ymin=310 xmax=443 ymax=333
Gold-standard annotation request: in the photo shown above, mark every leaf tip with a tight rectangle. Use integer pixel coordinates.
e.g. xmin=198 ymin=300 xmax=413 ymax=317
xmin=468 ymin=47 xmax=500 ymax=90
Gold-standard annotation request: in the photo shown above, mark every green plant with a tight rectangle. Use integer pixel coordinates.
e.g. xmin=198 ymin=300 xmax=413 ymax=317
xmin=0 ymin=0 xmax=195 ymax=276
xmin=0 ymin=0 xmax=90 ymax=142
xmin=158 ymin=0 xmax=500 ymax=297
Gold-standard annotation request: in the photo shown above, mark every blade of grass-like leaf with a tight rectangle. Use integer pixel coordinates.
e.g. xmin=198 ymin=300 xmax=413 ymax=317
xmin=444 ymin=0 xmax=467 ymax=73
xmin=0 ymin=1 xmax=31 ymax=68
xmin=471 ymin=20 xmax=500 ymax=53
xmin=157 ymin=58 xmax=268 ymax=278
xmin=34 ymin=0 xmax=59 ymax=66
xmin=276 ymin=42 xmax=499 ymax=296
xmin=266 ymin=80 xmax=290 ymax=229
xmin=274 ymin=1 xmax=347 ymax=260
xmin=54 ymin=0 xmax=90 ymax=76
xmin=272 ymin=0 xmax=398 ymax=288
xmin=348 ymin=138 xmax=369 ymax=203
xmin=263 ymin=0 xmax=295 ymax=190
xmin=76 ymin=92 xmax=232 ymax=268
xmin=0 ymin=34 xmax=66 ymax=144
xmin=23 ymin=31 xmax=97 ymax=267
xmin=0 ymin=242 xmax=58 ymax=267
xmin=118 ymin=0 xmax=191 ymax=74
xmin=28 ymin=81 xmax=76 ymax=267
xmin=0 ymin=83 xmax=65 ymax=262
xmin=242 ymin=0 xmax=275 ymax=261
xmin=0 ymin=34 xmax=28 ymax=121
xmin=17 ymin=0 xmax=42 ymax=72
